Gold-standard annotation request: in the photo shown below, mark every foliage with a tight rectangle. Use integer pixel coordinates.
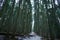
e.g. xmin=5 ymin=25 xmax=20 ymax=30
xmin=0 ymin=0 xmax=60 ymax=39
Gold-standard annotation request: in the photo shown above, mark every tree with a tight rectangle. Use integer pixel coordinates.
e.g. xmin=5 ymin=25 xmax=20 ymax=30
xmin=0 ymin=0 xmax=60 ymax=40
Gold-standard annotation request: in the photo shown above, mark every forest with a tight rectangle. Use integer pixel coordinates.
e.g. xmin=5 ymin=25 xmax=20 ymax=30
xmin=0 ymin=0 xmax=60 ymax=40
